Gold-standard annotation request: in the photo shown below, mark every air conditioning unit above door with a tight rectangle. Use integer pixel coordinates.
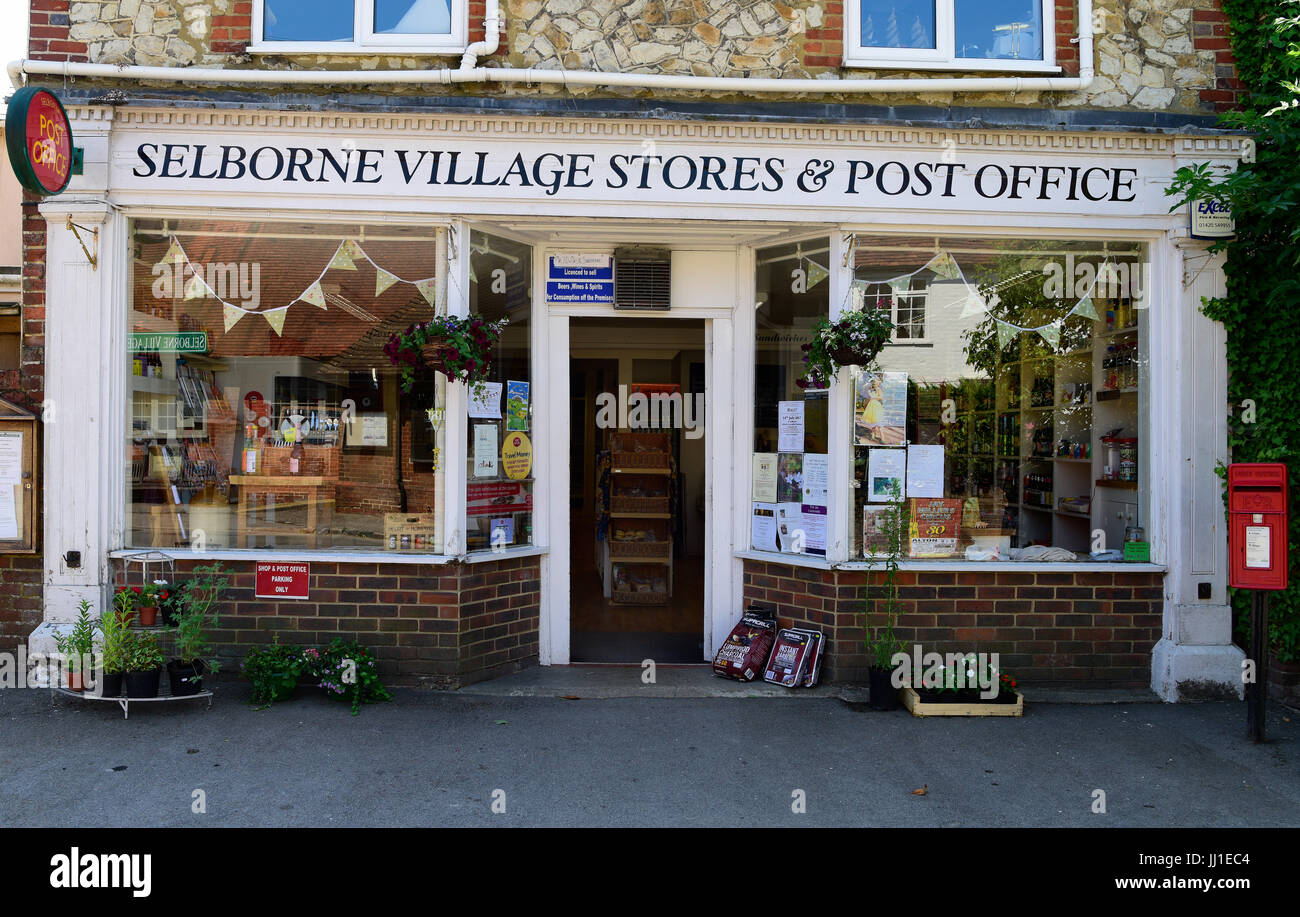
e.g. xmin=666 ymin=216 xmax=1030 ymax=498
xmin=613 ymin=247 xmax=671 ymax=311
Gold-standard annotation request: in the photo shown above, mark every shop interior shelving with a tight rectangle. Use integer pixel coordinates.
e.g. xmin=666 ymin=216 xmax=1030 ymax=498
xmin=601 ymin=431 xmax=674 ymax=605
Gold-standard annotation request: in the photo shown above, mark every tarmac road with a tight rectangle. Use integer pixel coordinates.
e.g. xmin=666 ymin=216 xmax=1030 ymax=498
xmin=0 ymin=683 xmax=1296 ymax=828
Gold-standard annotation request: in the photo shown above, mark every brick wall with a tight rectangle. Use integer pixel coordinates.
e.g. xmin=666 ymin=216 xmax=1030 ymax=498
xmin=743 ymin=559 xmax=1164 ymax=687
xmin=1192 ymin=7 xmax=1244 ymax=112
xmin=29 ymin=0 xmax=86 ymax=62
xmin=116 ymin=554 xmax=539 ymax=688
xmin=210 ymin=1 xmax=253 ymax=54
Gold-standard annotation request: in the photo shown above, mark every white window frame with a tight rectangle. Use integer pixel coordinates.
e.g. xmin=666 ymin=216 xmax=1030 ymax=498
xmin=843 ymin=0 xmax=1058 ymax=72
xmin=251 ymin=0 xmax=468 ymax=54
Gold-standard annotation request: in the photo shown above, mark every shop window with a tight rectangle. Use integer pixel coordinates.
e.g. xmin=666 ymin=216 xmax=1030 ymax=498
xmin=750 ymin=239 xmax=831 ymax=557
xmin=255 ymin=0 xmax=466 ymax=51
xmin=126 ymin=218 xmax=447 ymax=553
xmin=844 ymin=0 xmax=1052 ymax=70
xmin=465 ymin=231 xmax=533 ymax=554
xmin=851 ymin=236 xmax=1149 ymax=562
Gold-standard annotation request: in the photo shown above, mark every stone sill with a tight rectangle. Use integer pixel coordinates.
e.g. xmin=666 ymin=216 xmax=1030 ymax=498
xmin=108 ymin=545 xmax=547 ymax=566
xmin=735 ymin=550 xmax=1166 ymax=575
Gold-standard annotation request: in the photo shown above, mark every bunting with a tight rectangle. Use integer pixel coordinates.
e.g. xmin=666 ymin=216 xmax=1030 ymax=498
xmin=299 ymin=281 xmax=328 ymax=310
xmin=262 ymin=306 xmax=290 ymax=336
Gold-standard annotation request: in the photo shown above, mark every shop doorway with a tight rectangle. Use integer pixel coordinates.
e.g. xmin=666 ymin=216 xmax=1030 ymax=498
xmin=569 ymin=318 xmax=707 ymax=664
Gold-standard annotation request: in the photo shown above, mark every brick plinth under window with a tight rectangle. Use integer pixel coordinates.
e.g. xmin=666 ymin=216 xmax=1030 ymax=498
xmin=743 ymin=560 xmax=1163 ymax=687
xmin=115 ymin=554 xmax=540 ymax=689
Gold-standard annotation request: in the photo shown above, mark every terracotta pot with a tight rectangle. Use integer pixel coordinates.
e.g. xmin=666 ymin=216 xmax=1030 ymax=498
xmin=137 ymin=605 xmax=158 ymax=627
xmin=66 ymin=671 xmax=84 ymax=692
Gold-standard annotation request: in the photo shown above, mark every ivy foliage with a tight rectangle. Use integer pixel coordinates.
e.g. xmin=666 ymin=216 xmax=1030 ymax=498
xmin=1166 ymin=2 xmax=1300 ymax=660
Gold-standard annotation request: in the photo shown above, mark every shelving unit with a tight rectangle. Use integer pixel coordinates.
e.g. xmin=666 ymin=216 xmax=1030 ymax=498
xmin=603 ymin=432 xmax=674 ymax=605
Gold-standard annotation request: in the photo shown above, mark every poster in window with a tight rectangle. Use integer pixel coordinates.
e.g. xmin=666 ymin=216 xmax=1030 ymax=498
xmin=855 ymin=371 xmax=908 ymax=446
xmin=776 ymin=453 xmax=803 ymax=504
xmin=862 ymin=505 xmax=894 ymax=557
xmin=751 ymin=502 xmax=778 ymax=552
xmin=909 ymin=498 xmax=962 ymax=558
xmin=505 ymin=381 xmax=530 ymax=431
xmin=867 ymin=447 xmax=906 ymax=502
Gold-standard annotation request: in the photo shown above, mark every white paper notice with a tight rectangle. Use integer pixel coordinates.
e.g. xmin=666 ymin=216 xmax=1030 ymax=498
xmin=905 ymin=444 xmax=945 ymax=498
xmin=1245 ymin=526 xmax=1270 ymax=569
xmin=801 ymin=453 xmax=829 ymax=505
xmin=777 ymin=401 xmax=805 ymax=453
xmin=0 ymin=488 xmax=17 ymax=539
xmin=0 ymin=432 xmax=22 ymax=485
xmin=468 ymin=382 xmax=503 ymax=419
xmin=776 ymin=502 xmax=804 ymax=553
xmin=867 ymin=448 xmax=907 ymax=502
xmin=800 ymin=504 xmax=827 ymax=556
xmin=473 ymin=425 xmax=499 ymax=478
xmin=752 ymin=453 xmax=779 ymax=503
xmin=751 ymin=502 xmax=778 ymax=552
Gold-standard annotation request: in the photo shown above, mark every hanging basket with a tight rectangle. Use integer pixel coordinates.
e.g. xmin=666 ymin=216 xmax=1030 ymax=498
xmin=386 ymin=315 xmax=507 ymax=393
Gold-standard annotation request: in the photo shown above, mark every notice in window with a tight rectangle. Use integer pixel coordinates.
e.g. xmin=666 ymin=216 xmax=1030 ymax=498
xmin=867 ymin=447 xmax=906 ymax=502
xmin=752 ymin=453 xmax=778 ymax=503
xmin=905 ymin=444 xmax=944 ymax=498
xmin=0 ymin=431 xmax=22 ymax=485
xmin=777 ymin=401 xmax=805 ymax=453
xmin=473 ymin=425 xmax=499 ymax=478
xmin=468 ymin=382 xmax=503 ymax=419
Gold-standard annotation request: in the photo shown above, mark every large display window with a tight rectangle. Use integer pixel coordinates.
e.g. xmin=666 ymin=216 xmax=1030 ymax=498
xmin=127 ymin=218 xmax=447 ymax=553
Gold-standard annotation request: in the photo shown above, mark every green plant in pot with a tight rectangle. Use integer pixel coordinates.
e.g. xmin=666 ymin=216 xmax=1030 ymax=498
xmin=241 ymin=637 xmax=304 ymax=708
xmin=383 ymin=314 xmax=508 ymax=395
xmin=53 ymin=600 xmax=97 ymax=692
xmin=863 ymin=481 xmax=908 ymax=711
xmin=94 ymin=600 xmax=130 ymax=697
xmin=797 ymin=304 xmax=894 ymax=390
xmin=167 ymin=563 xmax=228 ymax=696
xmin=121 ymin=630 xmax=165 ymax=698
xmin=136 ymin=582 xmax=163 ymax=627
xmin=112 ymin=586 xmax=137 ymax=626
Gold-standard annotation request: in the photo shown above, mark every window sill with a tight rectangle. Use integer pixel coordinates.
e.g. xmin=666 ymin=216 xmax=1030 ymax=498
xmin=736 ymin=550 xmax=1165 ymax=575
xmin=111 ymin=547 xmax=457 ymax=565
xmin=462 ymin=545 xmax=548 ymax=564
xmin=841 ymin=57 xmax=1062 ymax=75
xmin=247 ymin=44 xmax=466 ymax=56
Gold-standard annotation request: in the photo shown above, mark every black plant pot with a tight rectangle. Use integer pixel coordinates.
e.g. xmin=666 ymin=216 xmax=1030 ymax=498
xmin=124 ymin=667 xmax=162 ymax=699
xmin=868 ymin=667 xmax=901 ymax=710
xmin=166 ymin=659 xmax=206 ymax=697
xmin=97 ymin=671 xmax=123 ymax=698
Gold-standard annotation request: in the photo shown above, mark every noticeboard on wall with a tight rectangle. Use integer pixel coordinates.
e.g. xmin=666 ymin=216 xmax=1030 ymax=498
xmin=0 ymin=399 xmax=39 ymax=554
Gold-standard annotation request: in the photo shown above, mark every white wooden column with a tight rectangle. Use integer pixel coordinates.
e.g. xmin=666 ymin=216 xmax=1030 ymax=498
xmin=706 ymin=315 xmax=735 ymax=658
xmin=537 ymin=310 xmax=569 ymax=665
xmin=1150 ymin=236 xmax=1244 ymax=701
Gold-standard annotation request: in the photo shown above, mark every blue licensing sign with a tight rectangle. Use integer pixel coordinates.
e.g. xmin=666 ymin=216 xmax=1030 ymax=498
xmin=547 ymin=254 xmax=614 ymax=304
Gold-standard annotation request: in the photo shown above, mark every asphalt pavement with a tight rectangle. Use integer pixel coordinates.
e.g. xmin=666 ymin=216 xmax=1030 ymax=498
xmin=0 ymin=676 xmax=1296 ymax=827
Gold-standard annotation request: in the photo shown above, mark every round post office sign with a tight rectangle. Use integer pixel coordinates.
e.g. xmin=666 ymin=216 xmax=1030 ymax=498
xmin=5 ymin=88 xmax=74 ymax=196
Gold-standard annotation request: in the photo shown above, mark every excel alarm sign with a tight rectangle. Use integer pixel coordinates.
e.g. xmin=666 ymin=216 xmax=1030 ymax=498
xmin=5 ymin=88 xmax=74 ymax=196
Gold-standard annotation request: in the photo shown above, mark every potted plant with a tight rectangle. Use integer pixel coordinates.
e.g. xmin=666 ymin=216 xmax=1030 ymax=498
xmin=305 ymin=639 xmax=394 ymax=716
xmin=53 ymin=600 xmax=96 ymax=692
xmin=383 ymin=314 xmax=508 ymax=394
xmin=901 ymin=654 xmax=1024 ymax=717
xmin=156 ymin=581 xmax=181 ymax=627
xmin=136 ymin=582 xmax=162 ymax=627
xmin=241 ymin=637 xmax=305 ymax=707
xmin=122 ymin=630 xmax=165 ymax=698
xmin=166 ymin=563 xmax=228 ymax=696
xmin=112 ymin=586 xmax=138 ymax=626
xmin=94 ymin=599 xmax=130 ymax=697
xmin=863 ymin=481 xmax=907 ymax=710
xmin=797 ymin=304 xmax=894 ymax=389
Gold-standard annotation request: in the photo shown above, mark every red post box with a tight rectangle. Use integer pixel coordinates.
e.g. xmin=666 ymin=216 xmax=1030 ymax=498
xmin=1228 ymin=463 xmax=1289 ymax=591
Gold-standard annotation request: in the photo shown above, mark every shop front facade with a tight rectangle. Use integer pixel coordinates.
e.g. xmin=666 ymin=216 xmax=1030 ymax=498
xmin=15 ymin=99 xmax=1245 ymax=698
xmin=7 ymin=0 xmax=1256 ymax=699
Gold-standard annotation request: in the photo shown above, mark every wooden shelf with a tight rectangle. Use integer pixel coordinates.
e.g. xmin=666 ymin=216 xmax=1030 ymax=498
xmin=1096 ymin=479 xmax=1137 ymax=489
xmin=609 ymin=512 xmax=672 ymax=520
xmin=611 ymin=467 xmax=671 ymax=475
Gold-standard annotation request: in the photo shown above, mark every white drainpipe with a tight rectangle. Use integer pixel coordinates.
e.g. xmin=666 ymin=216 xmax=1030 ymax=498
xmin=459 ymin=0 xmax=500 ymax=71
xmin=8 ymin=0 xmax=1093 ymax=97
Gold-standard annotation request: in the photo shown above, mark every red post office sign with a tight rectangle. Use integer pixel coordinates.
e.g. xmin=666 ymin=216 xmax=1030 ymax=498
xmin=255 ymin=561 xmax=310 ymax=600
xmin=1228 ymin=463 xmax=1289 ymax=591
xmin=5 ymin=88 xmax=74 ymax=197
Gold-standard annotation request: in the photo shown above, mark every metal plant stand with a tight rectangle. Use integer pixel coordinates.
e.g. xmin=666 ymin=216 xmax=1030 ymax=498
xmin=51 ymin=685 xmax=213 ymax=719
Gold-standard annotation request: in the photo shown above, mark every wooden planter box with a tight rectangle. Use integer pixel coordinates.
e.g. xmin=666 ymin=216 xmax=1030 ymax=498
xmin=901 ymin=686 xmax=1024 ymax=717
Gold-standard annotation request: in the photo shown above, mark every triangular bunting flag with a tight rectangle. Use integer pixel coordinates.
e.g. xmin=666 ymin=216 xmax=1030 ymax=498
xmin=805 ymin=260 xmax=829 ymax=289
xmin=959 ymin=290 xmax=988 ymax=318
xmin=262 ymin=307 xmax=289 ymax=336
xmin=926 ymin=251 xmax=961 ymax=280
xmin=375 ymin=268 xmax=399 ymax=297
xmin=299 ymin=281 xmax=328 ymax=310
xmin=343 ymin=239 xmax=366 ymax=262
xmin=184 ymin=270 xmax=208 ymax=300
xmin=161 ymin=238 xmax=186 ymax=266
xmin=328 ymin=242 xmax=357 ymax=271
xmin=889 ymin=278 xmax=910 ymax=301
xmin=1037 ymin=321 xmax=1061 ymax=349
xmin=416 ymin=278 xmax=439 ymax=308
xmin=469 ymin=262 xmax=478 ymax=284
xmin=850 ymin=279 xmax=868 ymax=311
xmin=223 ymin=303 xmax=247 ymax=332
xmin=996 ymin=320 xmax=1018 ymax=351
xmin=1074 ymin=295 xmax=1099 ymax=321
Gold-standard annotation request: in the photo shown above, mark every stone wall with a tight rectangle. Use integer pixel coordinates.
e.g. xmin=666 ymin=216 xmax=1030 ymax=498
xmin=26 ymin=0 xmax=1243 ymax=114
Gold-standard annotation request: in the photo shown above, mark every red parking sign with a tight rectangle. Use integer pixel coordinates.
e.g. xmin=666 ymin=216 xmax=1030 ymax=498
xmin=255 ymin=562 xmax=310 ymax=600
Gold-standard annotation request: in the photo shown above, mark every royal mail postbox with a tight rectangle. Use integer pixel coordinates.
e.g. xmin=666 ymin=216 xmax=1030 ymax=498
xmin=1228 ymin=463 xmax=1289 ymax=590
